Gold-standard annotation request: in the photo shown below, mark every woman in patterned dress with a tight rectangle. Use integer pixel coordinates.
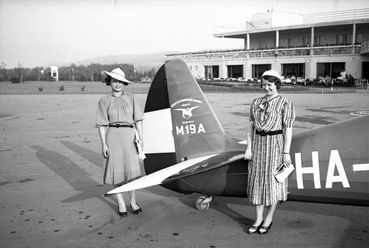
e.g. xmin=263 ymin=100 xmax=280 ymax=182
xmin=244 ymin=70 xmax=295 ymax=234
xmin=96 ymin=68 xmax=144 ymax=217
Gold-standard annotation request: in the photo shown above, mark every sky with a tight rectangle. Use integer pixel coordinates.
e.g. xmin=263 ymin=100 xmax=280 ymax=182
xmin=1 ymin=0 xmax=369 ymax=68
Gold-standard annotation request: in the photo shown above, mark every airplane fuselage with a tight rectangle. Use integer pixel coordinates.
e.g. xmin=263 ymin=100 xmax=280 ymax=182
xmin=162 ymin=116 xmax=369 ymax=206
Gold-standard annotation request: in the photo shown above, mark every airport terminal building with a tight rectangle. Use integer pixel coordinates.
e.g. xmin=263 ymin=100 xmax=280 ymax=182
xmin=166 ymin=9 xmax=369 ymax=82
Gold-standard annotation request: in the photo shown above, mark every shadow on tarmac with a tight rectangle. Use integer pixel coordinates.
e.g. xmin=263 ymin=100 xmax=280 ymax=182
xmin=31 ymin=142 xmax=368 ymax=247
xmin=61 ymin=141 xmax=102 ymax=168
xmin=280 ymin=200 xmax=369 ymax=248
xmin=30 ymin=145 xmax=115 ymax=212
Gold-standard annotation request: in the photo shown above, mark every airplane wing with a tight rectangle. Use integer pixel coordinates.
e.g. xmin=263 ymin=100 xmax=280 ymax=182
xmin=105 ymin=154 xmax=218 ymax=195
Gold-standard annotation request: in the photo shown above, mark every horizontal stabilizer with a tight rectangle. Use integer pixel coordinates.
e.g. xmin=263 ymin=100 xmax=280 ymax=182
xmin=106 ymin=154 xmax=217 ymax=194
xmin=163 ymin=151 xmax=246 ymax=183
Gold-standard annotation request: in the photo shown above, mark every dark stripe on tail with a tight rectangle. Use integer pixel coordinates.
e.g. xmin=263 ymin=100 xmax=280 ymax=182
xmin=144 ymin=64 xmax=169 ymax=113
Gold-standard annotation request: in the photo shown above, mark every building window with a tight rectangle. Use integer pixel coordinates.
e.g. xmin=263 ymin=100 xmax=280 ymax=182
xmin=317 ymin=62 xmax=345 ymax=78
xmin=348 ymin=34 xmax=352 ymax=44
xmin=227 ymin=65 xmax=243 ymax=78
xmin=356 ymin=33 xmax=363 ymax=43
xmin=336 ymin=34 xmax=349 ymax=45
xmin=314 ymin=35 xmax=326 ymax=46
xmin=204 ymin=66 xmax=219 ymax=79
xmin=282 ymin=63 xmax=305 ymax=78
xmin=362 ymin=62 xmax=369 ymax=79
xmin=258 ymin=39 xmax=269 ymax=49
xmin=258 ymin=40 xmax=263 ymax=49
xmin=252 ymin=64 xmax=271 ymax=78
xmin=303 ymin=37 xmax=311 ymax=46
xmin=280 ymin=38 xmax=291 ymax=48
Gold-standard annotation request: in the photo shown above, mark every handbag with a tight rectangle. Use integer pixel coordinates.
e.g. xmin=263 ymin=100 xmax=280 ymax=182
xmin=134 ymin=129 xmax=146 ymax=160
xmin=274 ymin=161 xmax=294 ymax=183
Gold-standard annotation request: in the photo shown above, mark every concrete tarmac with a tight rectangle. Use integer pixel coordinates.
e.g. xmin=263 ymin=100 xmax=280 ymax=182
xmin=0 ymin=93 xmax=368 ymax=248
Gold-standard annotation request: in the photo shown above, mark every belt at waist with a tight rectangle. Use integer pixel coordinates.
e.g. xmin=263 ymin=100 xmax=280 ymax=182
xmin=256 ymin=129 xmax=283 ymax=136
xmin=109 ymin=124 xmax=134 ymax=128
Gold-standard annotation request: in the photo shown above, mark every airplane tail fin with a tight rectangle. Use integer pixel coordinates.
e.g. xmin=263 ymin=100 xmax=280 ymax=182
xmin=143 ymin=59 xmax=241 ymax=174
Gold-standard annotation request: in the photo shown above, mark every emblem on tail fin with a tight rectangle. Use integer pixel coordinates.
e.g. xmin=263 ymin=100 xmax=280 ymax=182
xmin=171 ymin=98 xmax=203 ymax=120
xmin=174 ymin=106 xmax=199 ymax=119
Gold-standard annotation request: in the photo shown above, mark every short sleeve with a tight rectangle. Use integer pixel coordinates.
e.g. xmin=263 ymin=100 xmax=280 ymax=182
xmin=96 ymin=98 xmax=109 ymax=127
xmin=131 ymin=94 xmax=143 ymax=122
xmin=249 ymin=99 xmax=255 ymax=122
xmin=282 ymin=100 xmax=295 ymax=128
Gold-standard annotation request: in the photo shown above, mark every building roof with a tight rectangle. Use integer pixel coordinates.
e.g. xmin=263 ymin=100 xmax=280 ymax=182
xmin=214 ymin=8 xmax=369 ymax=39
xmin=214 ymin=18 xmax=369 ymax=39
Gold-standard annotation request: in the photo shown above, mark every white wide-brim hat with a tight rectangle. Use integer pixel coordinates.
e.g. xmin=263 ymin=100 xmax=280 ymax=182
xmin=262 ymin=69 xmax=281 ymax=79
xmin=103 ymin=68 xmax=131 ymax=84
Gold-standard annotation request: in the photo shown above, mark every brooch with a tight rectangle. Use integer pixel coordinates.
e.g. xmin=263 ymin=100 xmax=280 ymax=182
xmin=259 ymin=102 xmax=269 ymax=111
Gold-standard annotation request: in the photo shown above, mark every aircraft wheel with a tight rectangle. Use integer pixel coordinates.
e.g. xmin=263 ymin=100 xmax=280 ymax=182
xmin=194 ymin=196 xmax=211 ymax=211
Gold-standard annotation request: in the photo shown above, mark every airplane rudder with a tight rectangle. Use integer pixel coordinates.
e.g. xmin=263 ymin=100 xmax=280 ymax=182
xmin=143 ymin=62 xmax=179 ymax=174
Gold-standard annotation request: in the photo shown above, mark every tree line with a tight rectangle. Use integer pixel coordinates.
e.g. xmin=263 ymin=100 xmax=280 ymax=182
xmin=0 ymin=63 xmax=157 ymax=83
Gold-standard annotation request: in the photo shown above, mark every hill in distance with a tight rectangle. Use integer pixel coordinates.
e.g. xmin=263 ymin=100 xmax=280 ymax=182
xmin=73 ymin=51 xmax=179 ymax=71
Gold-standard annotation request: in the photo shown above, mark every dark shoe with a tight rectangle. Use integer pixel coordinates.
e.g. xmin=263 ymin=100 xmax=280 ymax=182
xmin=118 ymin=211 xmax=128 ymax=217
xmin=130 ymin=203 xmax=143 ymax=214
xmin=247 ymin=221 xmax=263 ymax=234
xmin=258 ymin=222 xmax=273 ymax=234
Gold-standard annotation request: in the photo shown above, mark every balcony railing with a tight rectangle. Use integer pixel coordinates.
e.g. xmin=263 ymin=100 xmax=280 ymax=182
xmin=313 ymin=45 xmax=360 ymax=55
xmin=166 ymin=44 xmax=361 ymax=60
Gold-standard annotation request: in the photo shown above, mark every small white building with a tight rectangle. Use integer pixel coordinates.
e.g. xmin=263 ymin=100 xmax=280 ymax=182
xmin=50 ymin=66 xmax=59 ymax=81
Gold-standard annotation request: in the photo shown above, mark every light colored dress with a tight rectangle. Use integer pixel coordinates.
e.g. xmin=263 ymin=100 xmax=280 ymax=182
xmin=96 ymin=93 xmax=143 ymax=185
xmin=247 ymin=95 xmax=295 ymax=206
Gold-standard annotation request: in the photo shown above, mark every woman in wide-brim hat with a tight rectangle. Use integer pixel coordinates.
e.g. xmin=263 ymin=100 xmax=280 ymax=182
xmin=244 ymin=69 xmax=296 ymax=234
xmin=96 ymin=68 xmax=144 ymax=217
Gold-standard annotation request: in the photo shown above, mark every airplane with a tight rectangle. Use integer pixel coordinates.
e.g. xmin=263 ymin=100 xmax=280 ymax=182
xmin=106 ymin=59 xmax=369 ymax=209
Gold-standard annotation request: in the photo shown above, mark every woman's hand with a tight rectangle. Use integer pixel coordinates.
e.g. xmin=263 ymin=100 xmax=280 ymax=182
xmin=139 ymin=143 xmax=146 ymax=160
xmin=244 ymin=149 xmax=252 ymax=160
xmin=102 ymin=144 xmax=109 ymax=158
xmin=283 ymin=153 xmax=291 ymax=164
xmin=138 ymin=151 xmax=146 ymax=160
